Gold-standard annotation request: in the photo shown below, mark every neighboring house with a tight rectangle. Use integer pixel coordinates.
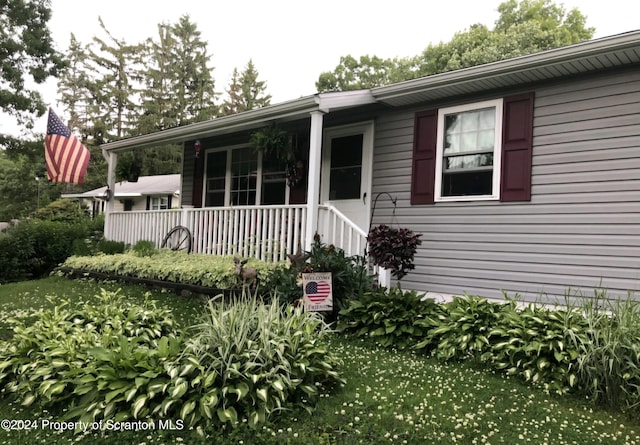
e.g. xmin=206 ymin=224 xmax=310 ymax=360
xmin=61 ymin=174 xmax=180 ymax=217
xmin=100 ymin=31 xmax=640 ymax=303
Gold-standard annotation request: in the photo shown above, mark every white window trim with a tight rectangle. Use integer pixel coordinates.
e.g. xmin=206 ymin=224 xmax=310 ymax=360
xmin=203 ymin=144 xmax=291 ymax=207
xmin=150 ymin=196 xmax=169 ymax=210
xmin=434 ymin=98 xmax=503 ymax=202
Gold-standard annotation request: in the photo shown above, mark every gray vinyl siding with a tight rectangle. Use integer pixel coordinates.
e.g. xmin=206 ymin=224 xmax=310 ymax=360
xmin=371 ymin=68 xmax=640 ymax=303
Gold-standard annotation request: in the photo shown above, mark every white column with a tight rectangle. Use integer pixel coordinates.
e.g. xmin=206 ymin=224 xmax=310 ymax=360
xmin=102 ymin=149 xmax=117 ymax=240
xmin=305 ymin=111 xmax=324 ymax=250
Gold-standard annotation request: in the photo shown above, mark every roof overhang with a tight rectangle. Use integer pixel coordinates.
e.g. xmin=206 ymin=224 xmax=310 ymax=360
xmin=372 ymin=30 xmax=640 ymax=107
xmin=101 ymin=91 xmax=376 ymax=153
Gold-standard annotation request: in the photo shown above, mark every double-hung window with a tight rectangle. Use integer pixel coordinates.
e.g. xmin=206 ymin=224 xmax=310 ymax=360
xmin=435 ymin=99 xmax=503 ymax=201
xmin=411 ymin=93 xmax=534 ymax=205
xmin=150 ymin=196 xmax=169 ymax=210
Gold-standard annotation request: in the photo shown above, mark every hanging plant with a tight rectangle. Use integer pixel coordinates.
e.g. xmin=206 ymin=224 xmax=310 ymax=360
xmin=250 ymin=125 xmax=294 ymax=164
xmin=367 ymin=224 xmax=422 ymax=281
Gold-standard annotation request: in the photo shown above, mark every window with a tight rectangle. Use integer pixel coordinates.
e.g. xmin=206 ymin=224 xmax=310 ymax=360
xmin=328 ymin=134 xmax=363 ymax=200
xmin=205 ymin=146 xmax=286 ymax=207
xmin=150 ymin=196 xmax=169 ymax=210
xmin=435 ymin=99 xmax=502 ymax=201
xmin=411 ymin=93 xmax=534 ymax=205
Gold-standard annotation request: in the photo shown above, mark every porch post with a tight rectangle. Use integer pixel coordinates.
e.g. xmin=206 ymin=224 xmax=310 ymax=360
xmin=102 ymin=149 xmax=117 ymax=240
xmin=305 ymin=110 xmax=324 ymax=250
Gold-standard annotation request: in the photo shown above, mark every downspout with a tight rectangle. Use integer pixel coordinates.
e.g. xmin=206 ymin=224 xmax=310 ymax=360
xmin=101 ymin=148 xmax=117 ymax=240
xmin=305 ymin=110 xmax=325 ymax=250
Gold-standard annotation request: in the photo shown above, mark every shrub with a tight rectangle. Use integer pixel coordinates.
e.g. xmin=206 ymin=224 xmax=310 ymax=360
xmin=261 ymin=235 xmax=374 ymax=310
xmin=338 ymin=287 xmax=443 ymax=350
xmin=33 ymin=199 xmax=90 ymax=223
xmin=97 ymin=239 xmax=127 ymax=254
xmin=367 ymin=224 xmax=422 ymax=281
xmin=0 ymin=219 xmax=90 ymax=283
xmin=132 ymin=240 xmax=157 ymax=257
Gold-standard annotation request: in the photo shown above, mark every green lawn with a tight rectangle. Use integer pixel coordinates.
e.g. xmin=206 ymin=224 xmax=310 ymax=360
xmin=0 ymin=277 xmax=638 ymax=444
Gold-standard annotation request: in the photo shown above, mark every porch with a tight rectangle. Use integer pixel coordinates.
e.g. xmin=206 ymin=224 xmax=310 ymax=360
xmin=106 ymin=203 xmax=368 ymax=261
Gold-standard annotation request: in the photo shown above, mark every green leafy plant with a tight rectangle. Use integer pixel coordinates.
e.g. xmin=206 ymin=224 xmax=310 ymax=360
xmin=177 ymin=296 xmax=345 ymax=427
xmin=338 ymin=287 xmax=443 ymax=350
xmin=132 ymin=240 xmax=157 ymax=257
xmin=0 ymin=219 xmax=91 ymax=283
xmin=250 ymin=125 xmax=294 ymax=166
xmin=97 ymin=239 xmax=127 ymax=255
xmin=421 ymin=294 xmax=508 ymax=361
xmin=487 ymin=302 xmax=587 ymax=394
xmin=576 ymin=292 xmax=640 ymax=414
xmin=367 ymin=224 xmax=422 ymax=281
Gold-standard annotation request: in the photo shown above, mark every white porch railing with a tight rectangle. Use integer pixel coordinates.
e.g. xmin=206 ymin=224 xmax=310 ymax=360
xmin=108 ymin=205 xmax=308 ymax=262
xmin=318 ymin=204 xmax=368 ymax=258
xmin=107 ymin=203 xmax=369 ymax=262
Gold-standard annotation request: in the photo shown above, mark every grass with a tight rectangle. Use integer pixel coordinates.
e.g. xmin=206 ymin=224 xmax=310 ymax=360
xmin=0 ymin=277 xmax=639 ymax=444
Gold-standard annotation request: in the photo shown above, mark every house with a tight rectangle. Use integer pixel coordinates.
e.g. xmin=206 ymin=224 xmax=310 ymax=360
xmin=100 ymin=30 xmax=640 ymax=303
xmin=61 ymin=174 xmax=180 ymax=217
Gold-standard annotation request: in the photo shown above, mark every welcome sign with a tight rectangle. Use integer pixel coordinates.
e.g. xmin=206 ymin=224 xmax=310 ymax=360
xmin=302 ymin=272 xmax=333 ymax=312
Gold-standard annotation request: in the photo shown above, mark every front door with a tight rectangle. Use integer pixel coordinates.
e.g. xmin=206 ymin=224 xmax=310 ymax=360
xmin=321 ymin=122 xmax=373 ymax=232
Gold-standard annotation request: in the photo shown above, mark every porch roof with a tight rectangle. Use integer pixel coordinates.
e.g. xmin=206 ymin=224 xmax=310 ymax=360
xmin=101 ymin=30 xmax=640 ymax=153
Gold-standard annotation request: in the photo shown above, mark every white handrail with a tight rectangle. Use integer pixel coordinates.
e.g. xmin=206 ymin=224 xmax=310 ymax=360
xmin=317 ymin=204 xmax=368 ymax=257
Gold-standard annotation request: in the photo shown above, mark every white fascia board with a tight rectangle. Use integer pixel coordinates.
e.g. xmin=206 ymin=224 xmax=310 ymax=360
xmin=315 ymin=90 xmax=377 ymax=113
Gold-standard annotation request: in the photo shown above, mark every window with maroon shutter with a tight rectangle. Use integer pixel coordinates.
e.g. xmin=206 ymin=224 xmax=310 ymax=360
xmin=411 ymin=93 xmax=534 ymax=204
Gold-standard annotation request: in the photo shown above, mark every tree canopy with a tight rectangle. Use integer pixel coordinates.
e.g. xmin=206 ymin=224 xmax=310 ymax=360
xmin=0 ymin=0 xmax=65 ymax=128
xmin=316 ymin=0 xmax=595 ymax=92
xmin=221 ymin=59 xmax=271 ymax=116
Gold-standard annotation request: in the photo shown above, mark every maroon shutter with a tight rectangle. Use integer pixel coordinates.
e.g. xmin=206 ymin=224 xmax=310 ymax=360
xmin=501 ymin=92 xmax=534 ymax=202
xmin=192 ymin=155 xmax=204 ymax=208
xmin=411 ymin=110 xmax=438 ymax=205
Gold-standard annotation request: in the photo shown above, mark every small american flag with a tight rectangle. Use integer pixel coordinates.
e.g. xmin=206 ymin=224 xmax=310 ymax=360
xmin=305 ymin=280 xmax=331 ymax=303
xmin=45 ymin=108 xmax=90 ymax=184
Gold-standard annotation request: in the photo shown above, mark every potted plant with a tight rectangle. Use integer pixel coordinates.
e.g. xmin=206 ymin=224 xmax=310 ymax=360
xmin=367 ymin=224 xmax=422 ymax=282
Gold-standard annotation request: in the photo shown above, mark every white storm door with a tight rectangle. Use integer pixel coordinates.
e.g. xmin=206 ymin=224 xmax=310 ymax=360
xmin=321 ymin=122 xmax=373 ymax=232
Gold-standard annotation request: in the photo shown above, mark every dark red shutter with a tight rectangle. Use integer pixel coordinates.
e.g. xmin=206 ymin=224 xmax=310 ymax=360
xmin=410 ymin=110 xmax=438 ymax=205
xmin=146 ymin=196 xmax=151 ymax=210
xmin=501 ymin=92 xmax=534 ymax=202
xmin=192 ymin=155 xmax=204 ymax=208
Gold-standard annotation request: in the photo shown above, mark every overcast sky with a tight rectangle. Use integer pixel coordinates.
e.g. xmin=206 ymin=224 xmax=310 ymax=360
xmin=2 ymin=0 xmax=638 ymax=137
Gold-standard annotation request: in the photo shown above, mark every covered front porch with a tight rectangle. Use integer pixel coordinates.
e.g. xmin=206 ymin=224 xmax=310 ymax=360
xmin=100 ymin=91 xmax=379 ymax=264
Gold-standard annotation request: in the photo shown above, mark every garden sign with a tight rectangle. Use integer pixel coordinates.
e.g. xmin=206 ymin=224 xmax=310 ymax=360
xmin=302 ymin=272 xmax=333 ymax=312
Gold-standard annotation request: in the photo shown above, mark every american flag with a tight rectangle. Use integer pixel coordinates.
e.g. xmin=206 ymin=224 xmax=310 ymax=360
xmin=305 ymin=280 xmax=331 ymax=303
xmin=45 ymin=108 xmax=90 ymax=184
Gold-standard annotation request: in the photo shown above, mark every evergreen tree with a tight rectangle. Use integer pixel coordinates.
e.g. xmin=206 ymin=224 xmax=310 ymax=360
xmin=221 ymin=59 xmax=271 ymax=115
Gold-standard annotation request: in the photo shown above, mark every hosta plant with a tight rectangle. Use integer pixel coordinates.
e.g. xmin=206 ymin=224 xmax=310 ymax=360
xmin=338 ymin=287 xmax=443 ymax=350
xmin=417 ymin=294 xmax=510 ymax=361
xmin=487 ymin=303 xmax=588 ymax=394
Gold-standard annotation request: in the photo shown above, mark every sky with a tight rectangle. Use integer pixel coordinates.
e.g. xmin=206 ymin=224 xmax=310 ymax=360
xmin=2 ymin=0 xmax=638 ymax=137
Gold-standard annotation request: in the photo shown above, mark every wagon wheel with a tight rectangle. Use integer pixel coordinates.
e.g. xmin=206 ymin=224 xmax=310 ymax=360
xmin=161 ymin=225 xmax=192 ymax=253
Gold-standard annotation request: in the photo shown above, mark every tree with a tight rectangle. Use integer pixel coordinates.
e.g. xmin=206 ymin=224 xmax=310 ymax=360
xmin=138 ymin=14 xmax=218 ymax=132
xmin=221 ymin=59 xmax=271 ymax=115
xmin=0 ymin=0 xmax=65 ymax=129
xmin=316 ymin=0 xmax=594 ymax=92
